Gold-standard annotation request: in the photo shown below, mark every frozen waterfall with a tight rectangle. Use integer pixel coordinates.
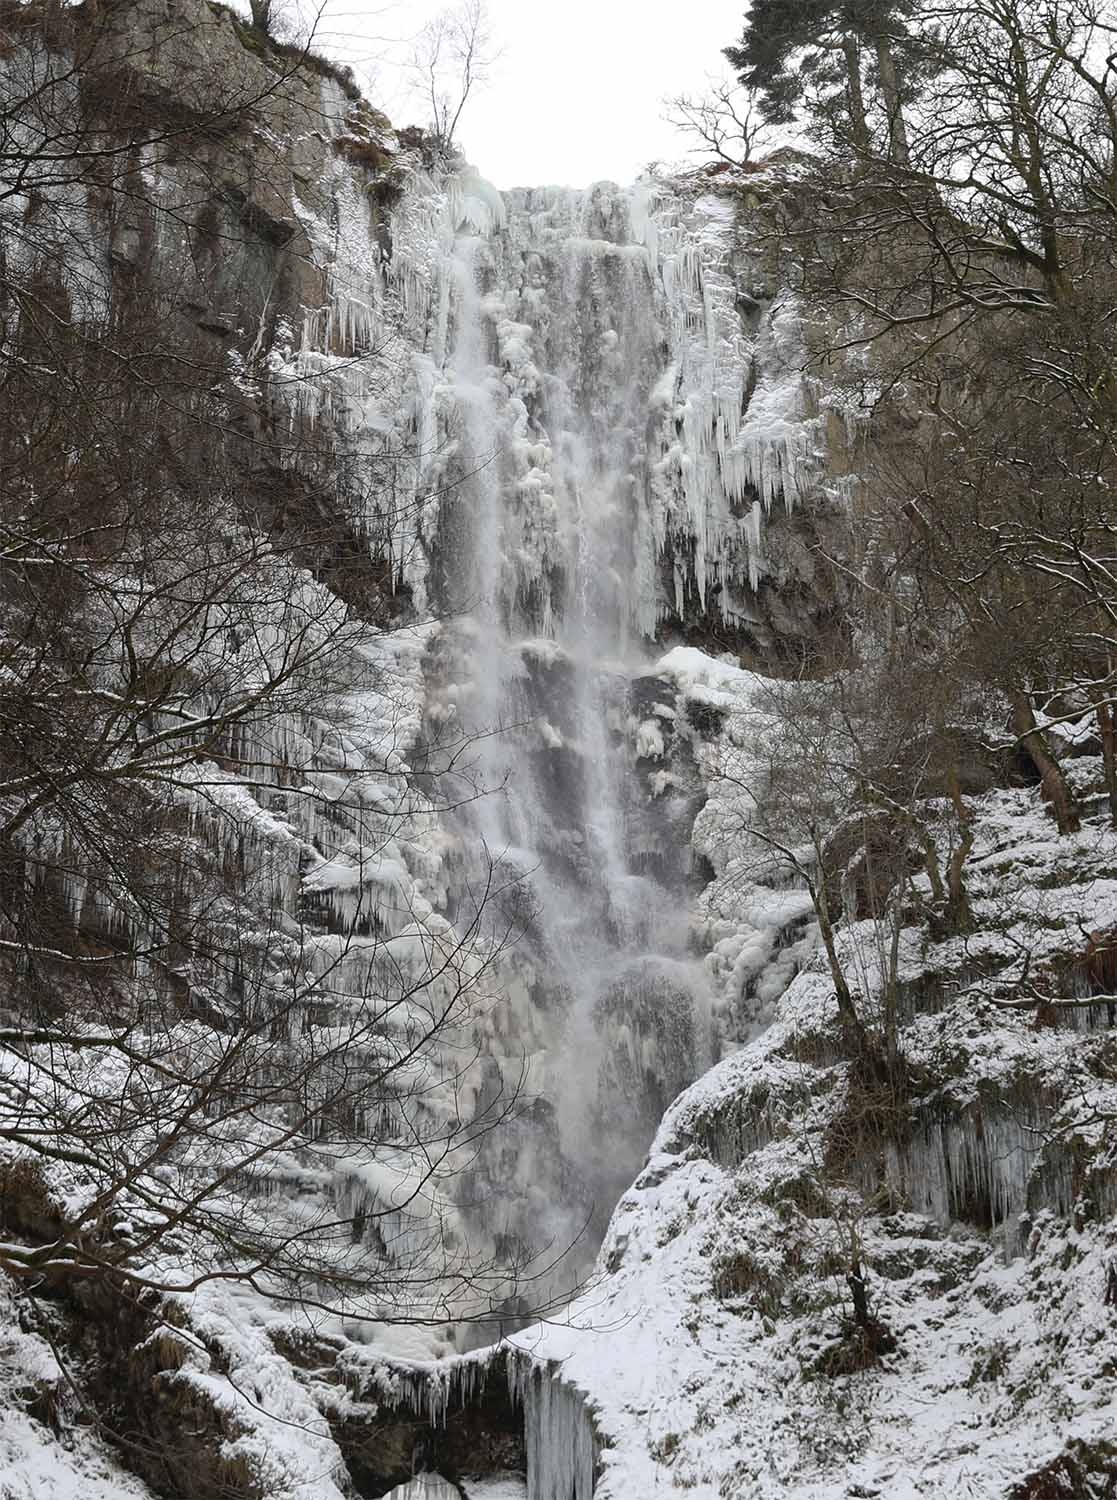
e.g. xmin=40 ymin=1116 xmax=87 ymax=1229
xmin=284 ymin=160 xmax=827 ymax=1320
xmin=411 ymin=180 xmax=791 ymax=1307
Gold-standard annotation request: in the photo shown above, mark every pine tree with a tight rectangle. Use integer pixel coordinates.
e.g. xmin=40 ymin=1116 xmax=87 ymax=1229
xmin=724 ymin=0 xmax=923 ymax=162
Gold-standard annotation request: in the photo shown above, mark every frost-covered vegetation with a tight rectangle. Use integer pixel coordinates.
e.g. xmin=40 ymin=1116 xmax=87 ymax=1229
xmin=1 ymin=0 xmax=1116 ymax=1495
xmin=512 ymin=712 xmax=1117 ymax=1498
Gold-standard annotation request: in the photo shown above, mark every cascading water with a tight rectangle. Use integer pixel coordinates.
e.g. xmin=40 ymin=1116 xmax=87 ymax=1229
xmin=282 ymin=149 xmax=827 ymax=1321
xmin=421 ymin=185 xmax=731 ymax=1303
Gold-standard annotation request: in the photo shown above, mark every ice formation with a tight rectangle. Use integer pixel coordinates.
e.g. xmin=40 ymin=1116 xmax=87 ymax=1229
xmin=9 ymin=22 xmax=1114 ymax=1492
xmin=508 ymin=1353 xmax=596 ymax=1500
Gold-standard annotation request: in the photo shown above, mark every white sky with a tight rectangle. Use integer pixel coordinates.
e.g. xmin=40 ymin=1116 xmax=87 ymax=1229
xmin=305 ymin=0 xmax=742 ymax=188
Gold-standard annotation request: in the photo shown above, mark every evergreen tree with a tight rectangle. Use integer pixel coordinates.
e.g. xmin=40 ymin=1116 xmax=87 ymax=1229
xmin=725 ymin=0 xmax=925 ymax=161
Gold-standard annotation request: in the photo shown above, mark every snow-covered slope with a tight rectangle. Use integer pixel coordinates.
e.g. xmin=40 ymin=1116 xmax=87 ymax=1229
xmin=509 ymin=748 xmax=1117 ymax=1499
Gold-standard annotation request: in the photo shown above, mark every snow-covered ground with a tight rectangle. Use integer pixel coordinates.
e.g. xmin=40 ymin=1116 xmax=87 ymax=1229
xmin=508 ymin=748 xmax=1117 ymax=1499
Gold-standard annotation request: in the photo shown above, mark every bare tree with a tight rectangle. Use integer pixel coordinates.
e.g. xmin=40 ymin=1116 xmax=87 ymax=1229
xmin=0 ymin=0 xmax=548 ymax=1344
xmin=411 ymin=0 xmax=497 ymax=153
xmin=665 ymin=80 xmax=772 ymax=168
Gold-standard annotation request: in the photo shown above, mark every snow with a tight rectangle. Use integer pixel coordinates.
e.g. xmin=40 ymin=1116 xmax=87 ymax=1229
xmin=0 ymin=1409 xmax=155 ymax=1500
xmin=656 ymin=644 xmax=764 ymax=707
xmin=3 ymin=27 xmax=1114 ymax=1498
xmin=151 ymin=1283 xmax=351 ymax=1500
xmin=0 ymin=1283 xmax=156 ymax=1500
xmin=496 ymin=763 xmax=1117 ymax=1499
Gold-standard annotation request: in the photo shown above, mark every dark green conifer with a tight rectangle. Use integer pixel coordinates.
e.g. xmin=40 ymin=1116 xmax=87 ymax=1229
xmin=725 ymin=0 xmax=926 ymax=162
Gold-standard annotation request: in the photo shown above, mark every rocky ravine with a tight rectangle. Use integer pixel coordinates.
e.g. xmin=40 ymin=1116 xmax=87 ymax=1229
xmin=0 ymin=3 xmax=1114 ymax=1499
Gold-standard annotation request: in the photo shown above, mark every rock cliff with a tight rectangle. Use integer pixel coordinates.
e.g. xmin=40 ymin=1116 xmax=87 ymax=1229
xmin=0 ymin=3 xmax=1112 ymax=1498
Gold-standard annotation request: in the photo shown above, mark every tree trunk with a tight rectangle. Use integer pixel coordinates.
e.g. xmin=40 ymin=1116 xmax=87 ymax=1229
xmin=917 ymin=824 xmax=946 ymax=906
xmin=873 ymin=35 xmax=910 ymax=166
xmin=1011 ymin=692 xmax=1080 ymax=835
xmin=842 ymin=35 xmax=871 ymax=156
xmin=848 ymin=1257 xmax=871 ymax=1328
xmin=945 ymin=769 xmax=975 ymax=932
xmin=883 ymin=895 xmax=903 ymax=1074
xmin=1090 ymin=691 xmax=1117 ymax=828
xmin=847 ymin=1254 xmax=897 ymax=1355
xmin=811 ymin=862 xmax=867 ymax=1047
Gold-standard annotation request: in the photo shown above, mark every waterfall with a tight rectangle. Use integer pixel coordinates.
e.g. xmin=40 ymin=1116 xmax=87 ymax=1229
xmin=267 ymin=159 xmax=823 ymax=1321
xmin=416 ymin=182 xmax=746 ymax=1299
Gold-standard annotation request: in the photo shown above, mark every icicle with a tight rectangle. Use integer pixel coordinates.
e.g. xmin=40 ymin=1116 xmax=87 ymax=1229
xmin=508 ymin=1354 xmax=596 ymax=1500
xmin=890 ymin=1101 xmax=1055 ymax=1255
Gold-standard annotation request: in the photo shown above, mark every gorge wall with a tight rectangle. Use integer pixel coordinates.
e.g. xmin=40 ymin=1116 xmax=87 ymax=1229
xmin=14 ymin=0 xmax=854 ymax=1316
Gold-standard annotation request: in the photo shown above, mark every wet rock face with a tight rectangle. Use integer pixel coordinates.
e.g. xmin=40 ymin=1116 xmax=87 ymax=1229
xmin=658 ymin=502 xmax=853 ymax=674
xmin=326 ymin=1349 xmax=527 ymax=1498
xmin=332 ymin=1378 xmax=525 ymax=1499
